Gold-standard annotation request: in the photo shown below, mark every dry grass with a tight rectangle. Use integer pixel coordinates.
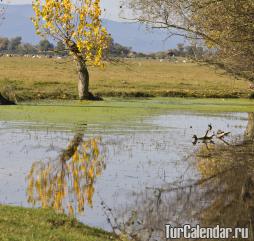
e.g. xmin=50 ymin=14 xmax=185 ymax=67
xmin=0 ymin=56 xmax=250 ymax=100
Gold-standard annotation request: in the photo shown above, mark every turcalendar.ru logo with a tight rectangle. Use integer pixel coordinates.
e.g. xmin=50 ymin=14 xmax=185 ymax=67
xmin=165 ymin=224 xmax=249 ymax=239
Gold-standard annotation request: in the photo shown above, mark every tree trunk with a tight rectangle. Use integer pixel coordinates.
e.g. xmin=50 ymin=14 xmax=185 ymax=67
xmin=245 ymin=113 xmax=254 ymax=141
xmin=76 ymin=58 xmax=89 ymax=100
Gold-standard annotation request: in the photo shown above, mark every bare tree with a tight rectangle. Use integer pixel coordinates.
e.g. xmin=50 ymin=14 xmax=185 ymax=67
xmin=123 ymin=0 xmax=254 ymax=79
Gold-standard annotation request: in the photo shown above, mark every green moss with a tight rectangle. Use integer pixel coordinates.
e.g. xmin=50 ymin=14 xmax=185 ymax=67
xmin=0 ymin=98 xmax=254 ymax=128
xmin=0 ymin=205 xmax=119 ymax=241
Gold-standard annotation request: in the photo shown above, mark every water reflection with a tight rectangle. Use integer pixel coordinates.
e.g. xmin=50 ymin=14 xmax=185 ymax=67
xmin=118 ymin=114 xmax=254 ymax=241
xmin=0 ymin=111 xmax=248 ymax=231
xmin=26 ymin=132 xmax=106 ymax=215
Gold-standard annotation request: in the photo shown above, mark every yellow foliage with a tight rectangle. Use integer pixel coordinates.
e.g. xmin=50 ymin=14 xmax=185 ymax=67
xmin=32 ymin=0 xmax=109 ymax=66
xmin=26 ymin=136 xmax=106 ymax=217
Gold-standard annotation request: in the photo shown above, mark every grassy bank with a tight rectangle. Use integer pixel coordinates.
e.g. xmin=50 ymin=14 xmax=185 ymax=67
xmin=0 ymin=205 xmax=119 ymax=241
xmin=0 ymin=57 xmax=251 ymax=100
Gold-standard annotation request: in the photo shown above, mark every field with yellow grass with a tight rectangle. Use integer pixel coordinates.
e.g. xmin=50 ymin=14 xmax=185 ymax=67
xmin=0 ymin=56 xmax=251 ymax=101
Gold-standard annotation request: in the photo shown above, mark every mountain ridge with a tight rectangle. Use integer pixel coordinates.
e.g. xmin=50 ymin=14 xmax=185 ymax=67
xmin=0 ymin=4 xmax=182 ymax=53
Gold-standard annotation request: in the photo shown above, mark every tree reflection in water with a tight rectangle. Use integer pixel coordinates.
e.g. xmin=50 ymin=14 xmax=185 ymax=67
xmin=117 ymin=113 xmax=254 ymax=241
xmin=26 ymin=132 xmax=106 ymax=216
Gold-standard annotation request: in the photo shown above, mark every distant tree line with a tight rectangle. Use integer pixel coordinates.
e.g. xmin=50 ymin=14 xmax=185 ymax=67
xmin=173 ymin=44 xmax=204 ymax=58
xmin=0 ymin=36 xmax=134 ymax=57
xmin=0 ymin=36 xmax=208 ymax=60
xmin=0 ymin=36 xmax=56 ymax=55
xmin=108 ymin=38 xmax=133 ymax=57
xmin=144 ymin=43 xmax=206 ymax=60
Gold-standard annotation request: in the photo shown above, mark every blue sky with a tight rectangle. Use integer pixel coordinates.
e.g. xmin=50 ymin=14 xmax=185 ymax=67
xmin=9 ymin=0 xmax=123 ymax=21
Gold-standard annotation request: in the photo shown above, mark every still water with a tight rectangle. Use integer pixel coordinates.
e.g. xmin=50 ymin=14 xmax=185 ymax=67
xmin=0 ymin=111 xmax=250 ymax=239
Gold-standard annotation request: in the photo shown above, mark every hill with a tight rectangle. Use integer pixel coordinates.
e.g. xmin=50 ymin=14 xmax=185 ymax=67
xmin=0 ymin=4 xmax=182 ymax=53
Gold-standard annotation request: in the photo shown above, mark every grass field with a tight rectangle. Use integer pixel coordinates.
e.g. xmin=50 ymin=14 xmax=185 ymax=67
xmin=0 ymin=57 xmax=251 ymax=101
xmin=0 ymin=205 xmax=121 ymax=241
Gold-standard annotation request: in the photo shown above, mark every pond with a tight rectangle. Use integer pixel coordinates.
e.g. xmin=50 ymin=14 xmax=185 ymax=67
xmin=0 ymin=102 xmax=253 ymax=240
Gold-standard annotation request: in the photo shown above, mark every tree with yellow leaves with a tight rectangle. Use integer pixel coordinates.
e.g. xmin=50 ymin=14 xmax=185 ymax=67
xmin=32 ymin=0 xmax=109 ymax=100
